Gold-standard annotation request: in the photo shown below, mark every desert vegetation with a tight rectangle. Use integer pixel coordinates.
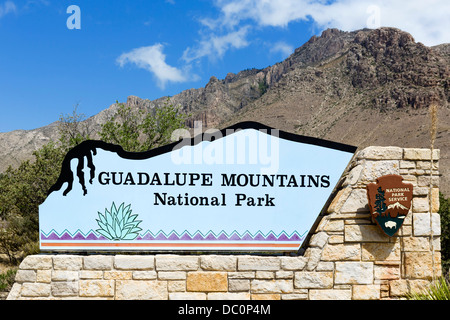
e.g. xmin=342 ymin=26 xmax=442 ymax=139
xmin=0 ymin=101 xmax=188 ymax=296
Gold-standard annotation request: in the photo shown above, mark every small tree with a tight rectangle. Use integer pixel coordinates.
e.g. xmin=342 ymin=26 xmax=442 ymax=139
xmin=0 ymin=100 xmax=190 ymax=264
xmin=440 ymin=192 xmax=450 ymax=276
xmin=0 ymin=142 xmax=65 ymax=263
xmin=58 ymin=104 xmax=93 ymax=151
xmin=0 ymin=106 xmax=90 ymax=264
xmin=99 ymin=98 xmax=188 ymax=152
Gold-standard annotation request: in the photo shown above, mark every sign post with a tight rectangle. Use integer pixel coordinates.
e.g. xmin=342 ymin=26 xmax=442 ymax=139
xmin=39 ymin=122 xmax=356 ymax=252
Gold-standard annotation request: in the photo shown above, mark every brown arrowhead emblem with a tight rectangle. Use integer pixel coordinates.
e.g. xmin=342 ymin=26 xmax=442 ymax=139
xmin=367 ymin=174 xmax=413 ymax=236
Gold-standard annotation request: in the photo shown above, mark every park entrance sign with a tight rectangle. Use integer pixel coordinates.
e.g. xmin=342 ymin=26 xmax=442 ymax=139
xmin=39 ymin=122 xmax=356 ymax=252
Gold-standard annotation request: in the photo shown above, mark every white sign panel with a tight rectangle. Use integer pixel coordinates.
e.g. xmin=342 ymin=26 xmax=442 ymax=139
xmin=39 ymin=122 xmax=356 ymax=252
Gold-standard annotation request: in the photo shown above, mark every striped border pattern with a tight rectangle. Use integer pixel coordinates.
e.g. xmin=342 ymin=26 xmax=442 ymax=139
xmin=40 ymin=229 xmax=305 ymax=250
xmin=41 ymin=229 xmax=306 ymax=242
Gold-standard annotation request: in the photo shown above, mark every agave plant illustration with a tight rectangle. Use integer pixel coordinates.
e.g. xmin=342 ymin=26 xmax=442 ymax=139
xmin=96 ymin=202 xmax=142 ymax=241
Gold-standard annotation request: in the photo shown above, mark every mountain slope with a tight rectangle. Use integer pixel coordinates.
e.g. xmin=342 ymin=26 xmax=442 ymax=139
xmin=0 ymin=27 xmax=449 ymax=194
xmin=223 ymin=28 xmax=449 ymax=194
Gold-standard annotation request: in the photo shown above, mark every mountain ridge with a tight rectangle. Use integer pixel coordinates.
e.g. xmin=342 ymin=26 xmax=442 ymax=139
xmin=1 ymin=27 xmax=449 ymax=194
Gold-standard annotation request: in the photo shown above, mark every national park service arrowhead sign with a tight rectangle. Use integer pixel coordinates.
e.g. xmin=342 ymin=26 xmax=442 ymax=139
xmin=367 ymin=174 xmax=413 ymax=237
xmin=39 ymin=122 xmax=356 ymax=252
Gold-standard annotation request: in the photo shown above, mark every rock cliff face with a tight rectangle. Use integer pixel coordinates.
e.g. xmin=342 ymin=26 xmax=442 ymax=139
xmin=1 ymin=27 xmax=449 ymax=193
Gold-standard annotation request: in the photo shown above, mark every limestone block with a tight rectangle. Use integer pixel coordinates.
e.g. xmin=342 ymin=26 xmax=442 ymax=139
xmin=116 ymin=280 xmax=168 ymax=300
xmin=158 ymin=271 xmax=186 ymax=280
xmin=115 ymin=280 xmax=168 ymax=300
xmin=416 ymin=160 xmax=439 ymax=170
xmin=155 ymin=255 xmax=199 ymax=271
xmin=352 ymin=285 xmax=380 ymax=300
xmin=51 ymin=270 xmax=79 ymax=282
xmin=294 ymin=272 xmax=333 ymax=289
xmin=251 ymin=279 xmax=293 ymax=294
xmin=169 ymin=292 xmax=206 ymax=300
xmin=114 ymin=255 xmax=154 ymax=270
xmin=250 ymin=293 xmax=280 ymax=300
xmin=327 ymin=188 xmax=351 ymax=213
xmin=53 ymin=255 xmax=83 ymax=270
xmin=276 ymin=271 xmax=294 ymax=279
xmin=83 ymin=255 xmax=113 ymax=270
xmin=309 ymin=289 xmax=352 ymax=300
xmin=400 ymin=160 xmax=415 ymax=169
xmin=413 ymin=212 xmax=441 ymax=236
xmin=51 ymin=281 xmax=79 ymax=297
xmin=407 ymin=280 xmax=432 ymax=296
xmin=103 ymin=271 xmax=133 ymax=280
xmin=79 ymin=280 xmax=115 ymax=297
xmin=15 ymin=270 xmax=36 ymax=283
xmin=186 ymin=272 xmax=228 ymax=292
xmin=36 ymin=270 xmax=52 ymax=283
xmin=281 ymin=293 xmax=308 ymax=300
xmin=335 ymin=262 xmax=374 ymax=285
xmin=389 ymin=279 xmax=408 ymax=297
xmin=208 ymin=292 xmax=251 ymax=300
xmin=229 ymin=279 xmax=250 ymax=292
xmin=238 ymin=256 xmax=280 ymax=271
xmin=374 ymin=264 xmax=400 ymax=280
xmin=361 ymin=241 xmax=400 ymax=261
xmin=413 ymin=186 xmax=429 ymax=196
xmin=328 ymin=235 xmax=344 ymax=244
xmin=228 ymin=271 xmax=255 ymax=279
xmin=412 ymin=197 xmax=429 ymax=213
xmin=345 ymin=225 xmax=388 ymax=242
xmin=6 ymin=283 xmax=22 ymax=300
xmin=309 ymin=232 xmax=329 ymax=248
xmin=431 ymin=188 xmax=440 ymax=212
xmin=168 ymin=280 xmax=185 ymax=292
xmin=21 ymin=283 xmax=51 ymax=297
xmin=390 ymin=279 xmax=430 ymax=297
xmin=418 ymin=175 xmax=439 ymax=187
xmin=339 ymin=189 xmax=369 ymax=213
xmin=201 ymin=255 xmax=237 ymax=271
xmin=80 ymin=270 xmax=103 ymax=279
xmin=321 ymin=244 xmax=361 ymax=261
xmin=316 ymin=262 xmax=334 ymax=272
xmin=404 ymin=252 xmax=441 ymax=280
xmin=132 ymin=271 xmax=157 ymax=280
xmin=359 ymin=160 xmax=399 ymax=182
xmin=343 ymin=165 xmax=363 ymax=186
xmin=255 ymin=271 xmax=275 ymax=279
xmin=323 ymin=219 xmax=344 ymax=232
xmin=403 ymin=148 xmax=439 ymax=161
xmin=357 ymin=146 xmax=403 ymax=160
xmin=305 ymin=248 xmax=322 ymax=271
xmin=20 ymin=255 xmax=53 ymax=270
xmin=401 ymin=236 xmax=432 ymax=252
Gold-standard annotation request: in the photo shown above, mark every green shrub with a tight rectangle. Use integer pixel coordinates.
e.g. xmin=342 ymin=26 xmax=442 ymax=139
xmin=0 ymin=269 xmax=17 ymax=292
xmin=440 ymin=192 xmax=450 ymax=276
xmin=0 ymin=101 xmax=190 ymax=265
xmin=407 ymin=277 xmax=450 ymax=300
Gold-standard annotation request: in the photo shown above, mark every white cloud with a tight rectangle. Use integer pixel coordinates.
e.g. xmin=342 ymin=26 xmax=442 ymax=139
xmin=117 ymin=44 xmax=190 ymax=89
xmin=211 ymin=0 xmax=450 ymax=46
xmin=270 ymin=41 xmax=294 ymax=59
xmin=0 ymin=1 xmax=16 ymax=18
xmin=182 ymin=26 xmax=250 ymax=63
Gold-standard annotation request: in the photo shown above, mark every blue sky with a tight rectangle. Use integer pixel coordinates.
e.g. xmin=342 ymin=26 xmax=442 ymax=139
xmin=0 ymin=0 xmax=449 ymax=132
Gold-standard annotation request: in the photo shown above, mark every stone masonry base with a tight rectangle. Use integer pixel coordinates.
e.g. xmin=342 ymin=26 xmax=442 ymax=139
xmin=7 ymin=146 xmax=442 ymax=300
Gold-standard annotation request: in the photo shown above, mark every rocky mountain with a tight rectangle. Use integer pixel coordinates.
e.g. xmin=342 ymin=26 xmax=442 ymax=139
xmin=0 ymin=27 xmax=449 ymax=194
